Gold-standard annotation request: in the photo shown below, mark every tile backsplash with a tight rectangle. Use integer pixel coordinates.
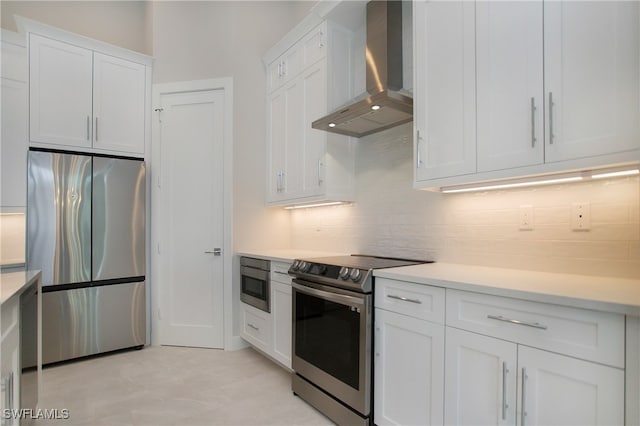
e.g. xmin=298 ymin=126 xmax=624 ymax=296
xmin=0 ymin=212 xmax=26 ymax=266
xmin=290 ymin=123 xmax=640 ymax=278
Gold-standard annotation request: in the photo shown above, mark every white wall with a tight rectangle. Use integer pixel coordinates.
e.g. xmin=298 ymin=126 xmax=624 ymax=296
xmin=0 ymin=1 xmax=152 ymax=54
xmin=152 ymin=1 xmax=310 ymax=253
xmin=290 ymin=123 xmax=640 ymax=278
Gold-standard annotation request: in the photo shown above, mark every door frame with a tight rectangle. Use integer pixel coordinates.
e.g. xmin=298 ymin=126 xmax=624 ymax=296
xmin=150 ymin=78 xmax=235 ymax=349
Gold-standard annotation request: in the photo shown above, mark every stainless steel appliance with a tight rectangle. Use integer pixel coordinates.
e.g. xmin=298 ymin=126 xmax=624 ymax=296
xmin=27 ymin=149 xmax=146 ymax=365
xmin=289 ymin=255 xmax=430 ymax=426
xmin=312 ymin=1 xmax=413 ymax=138
xmin=240 ymin=257 xmax=270 ymax=312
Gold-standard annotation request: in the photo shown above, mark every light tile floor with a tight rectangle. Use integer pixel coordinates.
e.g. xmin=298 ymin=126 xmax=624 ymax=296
xmin=35 ymin=346 xmax=334 ymax=426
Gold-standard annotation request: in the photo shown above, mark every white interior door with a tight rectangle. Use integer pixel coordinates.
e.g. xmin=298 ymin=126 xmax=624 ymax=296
xmin=157 ymin=88 xmax=225 ymax=348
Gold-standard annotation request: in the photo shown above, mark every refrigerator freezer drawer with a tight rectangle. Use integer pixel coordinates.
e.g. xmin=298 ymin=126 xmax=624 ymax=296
xmin=42 ymin=281 xmax=146 ymax=365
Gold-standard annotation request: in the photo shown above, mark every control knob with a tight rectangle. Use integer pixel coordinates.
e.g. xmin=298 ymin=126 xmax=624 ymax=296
xmin=350 ymin=269 xmax=362 ymax=282
xmin=299 ymin=261 xmax=310 ymax=272
xmin=339 ymin=267 xmax=351 ymax=280
xmin=290 ymin=260 xmax=300 ymax=271
xmin=317 ymin=265 xmax=327 ymax=275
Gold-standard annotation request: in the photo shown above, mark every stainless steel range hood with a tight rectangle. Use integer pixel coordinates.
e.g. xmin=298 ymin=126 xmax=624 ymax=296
xmin=312 ymin=1 xmax=412 ymax=138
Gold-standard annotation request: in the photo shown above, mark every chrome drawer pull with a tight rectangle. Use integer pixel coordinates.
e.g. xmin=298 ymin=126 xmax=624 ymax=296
xmin=273 ymin=271 xmax=290 ymax=276
xmin=247 ymin=323 xmax=259 ymax=331
xmin=487 ymin=315 xmax=547 ymax=330
xmin=387 ymin=294 xmax=422 ymax=304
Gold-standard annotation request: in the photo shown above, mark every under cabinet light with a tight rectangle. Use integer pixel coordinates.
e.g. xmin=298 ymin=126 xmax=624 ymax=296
xmin=284 ymin=201 xmax=349 ymax=210
xmin=371 ymin=105 xmax=381 ymax=111
xmin=441 ymin=176 xmax=584 ymax=194
xmin=328 ymin=123 xmax=336 ymax=128
xmin=591 ymin=169 xmax=639 ymax=179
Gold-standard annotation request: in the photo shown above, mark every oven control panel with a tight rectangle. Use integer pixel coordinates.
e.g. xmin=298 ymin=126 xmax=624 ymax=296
xmin=289 ymin=259 xmax=371 ymax=291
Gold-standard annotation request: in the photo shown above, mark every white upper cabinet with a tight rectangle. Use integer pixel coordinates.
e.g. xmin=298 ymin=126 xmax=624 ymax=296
xmin=28 ymin=31 xmax=149 ymax=157
xmin=268 ymin=45 xmax=301 ymax=93
xmin=414 ymin=0 xmax=640 ymax=189
xmin=265 ymin=20 xmax=355 ymax=206
xmin=414 ymin=0 xmax=476 ymax=182
xmin=29 ymin=34 xmax=93 ymax=149
xmin=476 ymin=1 xmax=544 ymax=172
xmin=544 ymin=1 xmax=640 ymax=162
xmin=1 ymin=32 xmax=28 ymax=208
xmin=92 ymin=53 xmax=146 ymax=154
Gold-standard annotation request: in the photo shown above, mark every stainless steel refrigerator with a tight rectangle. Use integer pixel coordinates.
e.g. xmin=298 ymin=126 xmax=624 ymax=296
xmin=27 ymin=149 xmax=146 ymax=365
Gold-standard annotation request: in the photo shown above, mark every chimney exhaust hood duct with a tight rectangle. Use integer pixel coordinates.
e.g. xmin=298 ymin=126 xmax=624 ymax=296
xmin=312 ymin=1 xmax=412 ymax=138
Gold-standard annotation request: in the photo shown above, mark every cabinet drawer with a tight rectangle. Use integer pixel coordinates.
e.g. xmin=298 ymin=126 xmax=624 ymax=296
xmin=240 ymin=304 xmax=272 ymax=351
xmin=446 ymin=289 xmax=625 ymax=368
xmin=375 ymin=278 xmax=445 ymax=324
xmin=271 ymin=262 xmax=292 ymax=285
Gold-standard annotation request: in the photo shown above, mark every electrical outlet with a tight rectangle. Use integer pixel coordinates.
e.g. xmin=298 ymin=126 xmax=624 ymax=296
xmin=571 ymin=202 xmax=591 ymax=230
xmin=519 ymin=205 xmax=533 ymax=230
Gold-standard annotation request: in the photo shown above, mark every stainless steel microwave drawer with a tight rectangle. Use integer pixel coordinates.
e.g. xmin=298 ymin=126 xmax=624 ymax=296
xmin=375 ymin=278 xmax=445 ymax=324
xmin=445 ymin=289 xmax=625 ymax=368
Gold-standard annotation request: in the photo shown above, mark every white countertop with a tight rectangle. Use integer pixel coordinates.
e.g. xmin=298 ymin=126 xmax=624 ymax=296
xmin=1 ymin=269 xmax=41 ymax=306
xmin=236 ymin=249 xmax=348 ymax=263
xmin=375 ymin=263 xmax=640 ymax=316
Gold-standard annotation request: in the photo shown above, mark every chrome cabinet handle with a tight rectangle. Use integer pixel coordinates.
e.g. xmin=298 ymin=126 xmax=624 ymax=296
xmin=281 ymin=61 xmax=286 ymax=77
xmin=276 ymin=172 xmax=281 ymax=192
xmin=273 ymin=271 xmax=290 ymax=276
xmin=548 ymin=92 xmax=555 ymax=144
xmin=95 ymin=117 xmax=99 ymax=142
xmin=416 ymin=130 xmax=423 ymax=168
xmin=280 ymin=171 xmax=285 ymax=192
xmin=387 ymin=294 xmax=422 ymax=304
xmin=530 ymin=97 xmax=536 ymax=147
xmin=87 ymin=116 xmax=91 ymax=140
xmin=487 ymin=315 xmax=548 ymax=330
xmin=502 ymin=362 xmax=509 ymax=420
xmin=318 ymin=30 xmax=325 ymax=48
xmin=521 ymin=367 xmax=528 ymax=426
xmin=247 ymin=323 xmax=259 ymax=331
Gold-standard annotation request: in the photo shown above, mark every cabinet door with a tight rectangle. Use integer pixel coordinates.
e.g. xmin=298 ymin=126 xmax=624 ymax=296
xmin=302 ymin=22 xmax=327 ymax=69
xmin=414 ymin=0 xmax=476 ymax=181
xmin=301 ymin=60 xmax=327 ymax=197
xmin=271 ymin=281 xmax=292 ymax=368
xmin=93 ymin=53 xmax=146 ymax=155
xmin=266 ymin=80 xmax=303 ymax=202
xmin=476 ymin=1 xmax=544 ymax=172
xmin=29 ymin=34 xmax=93 ymax=149
xmin=374 ymin=309 xmax=444 ymax=426
xmin=518 ymin=346 xmax=624 ymax=426
xmin=1 ymin=78 xmax=27 ymax=208
xmin=1 ymin=300 xmax=20 ymax=426
xmin=544 ymin=1 xmax=640 ymax=162
xmin=444 ymin=328 xmax=517 ymax=426
xmin=267 ymin=89 xmax=287 ymax=202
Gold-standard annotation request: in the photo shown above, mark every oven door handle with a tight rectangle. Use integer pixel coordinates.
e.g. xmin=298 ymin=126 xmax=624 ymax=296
xmin=292 ymin=281 xmax=366 ymax=308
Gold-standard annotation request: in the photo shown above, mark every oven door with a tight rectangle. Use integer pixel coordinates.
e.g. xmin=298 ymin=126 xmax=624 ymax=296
xmin=292 ymin=279 xmax=371 ymax=416
xmin=240 ymin=266 xmax=270 ymax=312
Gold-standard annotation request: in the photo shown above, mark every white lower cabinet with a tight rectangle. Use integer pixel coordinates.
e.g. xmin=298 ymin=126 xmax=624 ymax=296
xmin=375 ymin=280 xmax=627 ymax=426
xmin=374 ymin=309 xmax=444 ymax=426
xmin=240 ymin=261 xmax=292 ymax=370
xmin=271 ymin=281 xmax=292 ymax=368
xmin=444 ymin=327 xmax=517 ymax=426
xmin=1 ymin=298 xmax=20 ymax=426
xmin=374 ymin=279 xmax=445 ymax=426
xmin=240 ymin=303 xmax=271 ymax=355
xmin=445 ymin=327 xmax=624 ymax=426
